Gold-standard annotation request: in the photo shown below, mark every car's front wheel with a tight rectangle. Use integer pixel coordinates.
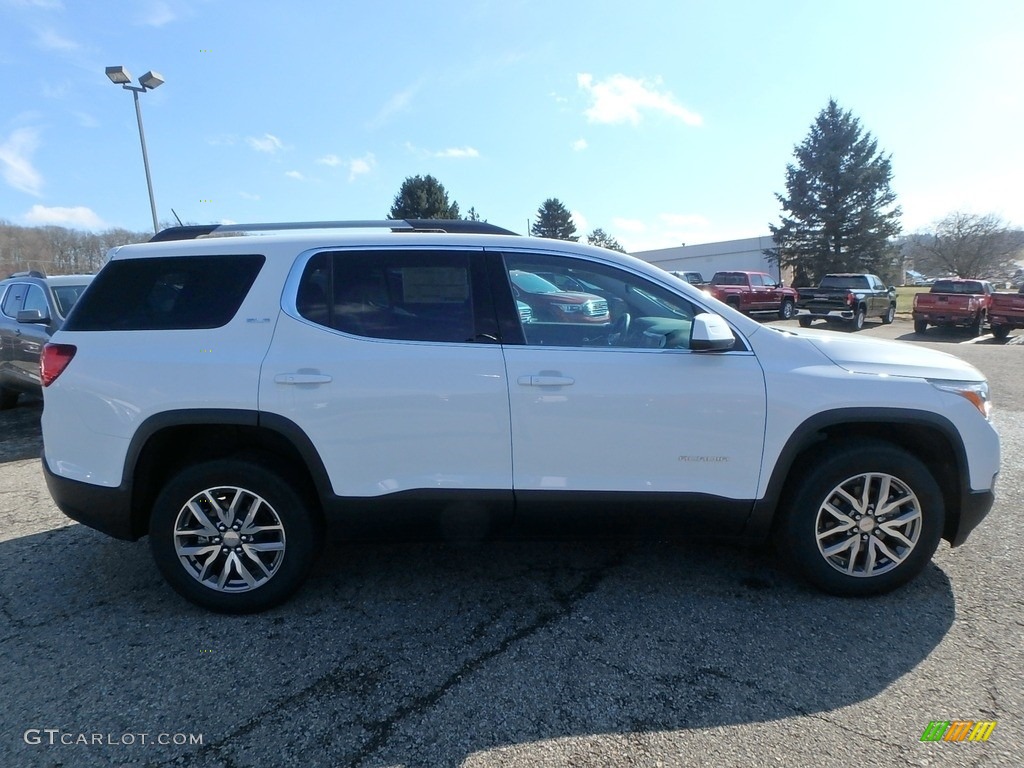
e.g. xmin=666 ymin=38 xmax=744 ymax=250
xmin=149 ymin=459 xmax=321 ymax=613
xmin=777 ymin=440 xmax=944 ymax=596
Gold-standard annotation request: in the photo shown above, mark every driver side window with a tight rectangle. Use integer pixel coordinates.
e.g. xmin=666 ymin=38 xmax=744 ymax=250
xmin=502 ymin=253 xmax=699 ymax=350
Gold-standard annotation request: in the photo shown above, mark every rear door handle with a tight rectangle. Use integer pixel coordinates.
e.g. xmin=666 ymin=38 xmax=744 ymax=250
xmin=275 ymin=373 xmax=333 ymax=385
xmin=517 ymin=375 xmax=575 ymax=387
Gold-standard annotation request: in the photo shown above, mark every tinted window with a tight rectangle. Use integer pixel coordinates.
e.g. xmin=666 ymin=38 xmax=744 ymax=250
xmin=297 ymin=250 xmax=477 ymax=343
xmin=820 ymin=275 xmax=869 ymax=289
xmin=51 ymin=283 xmax=91 ymax=317
xmin=65 ymin=255 xmax=264 ymax=331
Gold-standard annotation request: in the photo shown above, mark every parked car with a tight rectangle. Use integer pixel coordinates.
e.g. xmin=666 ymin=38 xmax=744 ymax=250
xmin=669 ymin=271 xmax=706 ymax=287
xmin=0 ymin=270 xmax=93 ymax=409
xmin=707 ymin=271 xmax=798 ymax=319
xmin=988 ymin=285 xmax=1024 ymax=339
xmin=795 ymin=273 xmax=896 ymax=330
xmin=508 ymin=269 xmax=610 ymax=323
xmin=40 ymin=219 xmax=998 ymax=612
xmin=912 ymin=279 xmax=994 ymax=336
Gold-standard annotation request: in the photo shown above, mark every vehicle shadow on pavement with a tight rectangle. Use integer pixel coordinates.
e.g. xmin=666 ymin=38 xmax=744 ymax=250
xmin=0 ymin=398 xmax=43 ymax=464
xmin=0 ymin=523 xmax=955 ymax=768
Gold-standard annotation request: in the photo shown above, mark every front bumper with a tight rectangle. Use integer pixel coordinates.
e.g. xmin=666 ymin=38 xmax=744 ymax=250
xmin=948 ymin=488 xmax=995 ymax=547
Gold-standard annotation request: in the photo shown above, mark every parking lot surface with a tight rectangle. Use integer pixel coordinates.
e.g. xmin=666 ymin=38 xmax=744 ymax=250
xmin=1 ymin=317 xmax=1021 ymax=767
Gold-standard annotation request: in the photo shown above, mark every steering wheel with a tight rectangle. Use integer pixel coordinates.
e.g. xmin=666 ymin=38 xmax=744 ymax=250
xmin=607 ymin=312 xmax=631 ymax=346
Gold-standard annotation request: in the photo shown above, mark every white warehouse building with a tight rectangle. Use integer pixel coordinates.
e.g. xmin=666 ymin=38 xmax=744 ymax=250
xmin=632 ymin=235 xmax=787 ymax=283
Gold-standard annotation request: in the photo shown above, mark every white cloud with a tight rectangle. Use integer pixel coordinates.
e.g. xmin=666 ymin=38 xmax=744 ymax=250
xmin=207 ymin=134 xmax=237 ymax=146
xmin=136 ymin=1 xmax=175 ymax=26
xmin=348 ymin=153 xmax=375 ymax=181
xmin=577 ymin=73 xmax=702 ymax=126
xmin=11 ymin=0 xmax=64 ymax=8
xmin=571 ymin=210 xmax=590 ymax=235
xmin=35 ymin=27 xmax=78 ymax=51
xmin=612 ymin=217 xmax=646 ymax=233
xmin=433 ymin=147 xmax=480 ymax=159
xmin=370 ymin=84 xmax=418 ymax=128
xmin=23 ymin=204 xmax=104 ymax=229
xmin=317 ymin=154 xmax=342 ymax=167
xmin=571 ymin=138 xmax=588 ymax=151
xmin=246 ymin=134 xmax=285 ymax=153
xmin=238 ymin=191 xmax=261 ymax=201
xmin=74 ymin=111 xmax=98 ymax=128
xmin=284 ymin=170 xmax=305 ymax=180
xmin=0 ymin=127 xmax=44 ymax=196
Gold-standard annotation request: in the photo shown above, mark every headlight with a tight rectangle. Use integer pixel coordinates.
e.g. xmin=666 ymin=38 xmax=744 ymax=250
xmin=929 ymin=379 xmax=991 ymax=420
xmin=552 ymin=303 xmax=582 ymax=313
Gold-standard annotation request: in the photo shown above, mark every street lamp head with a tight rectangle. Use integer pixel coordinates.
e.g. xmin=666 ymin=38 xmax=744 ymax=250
xmin=105 ymin=65 xmax=133 ymax=85
xmin=139 ymin=71 xmax=165 ymax=90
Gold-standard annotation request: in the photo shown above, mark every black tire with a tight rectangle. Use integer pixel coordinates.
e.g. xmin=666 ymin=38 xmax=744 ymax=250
xmin=850 ymin=307 xmax=866 ymax=331
xmin=777 ymin=440 xmax=944 ymax=596
xmin=798 ymin=317 xmax=813 ymax=328
xmin=992 ymin=324 xmax=1010 ymax=340
xmin=0 ymin=386 xmax=18 ymax=410
xmin=778 ymin=299 xmax=795 ymax=320
xmin=149 ymin=459 xmax=322 ymax=613
xmin=914 ymin=319 xmax=927 ymax=334
xmin=969 ymin=312 xmax=985 ymax=337
xmin=881 ymin=303 xmax=896 ymax=325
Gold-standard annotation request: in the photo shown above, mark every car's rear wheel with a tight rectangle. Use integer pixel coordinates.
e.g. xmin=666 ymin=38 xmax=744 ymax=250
xmin=778 ymin=299 xmax=795 ymax=320
xmin=914 ymin=319 xmax=927 ymax=334
xmin=992 ymin=324 xmax=1010 ymax=340
xmin=970 ymin=312 xmax=985 ymax=337
xmin=777 ymin=440 xmax=944 ymax=596
xmin=851 ymin=307 xmax=866 ymax=331
xmin=798 ymin=317 xmax=813 ymax=328
xmin=149 ymin=459 xmax=321 ymax=613
xmin=881 ymin=304 xmax=896 ymax=324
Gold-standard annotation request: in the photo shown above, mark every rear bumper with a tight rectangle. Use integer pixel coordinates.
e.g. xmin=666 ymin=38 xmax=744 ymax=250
xmin=796 ymin=308 xmax=854 ymax=320
xmin=42 ymin=454 xmax=138 ymax=541
xmin=912 ymin=311 xmax=977 ymax=326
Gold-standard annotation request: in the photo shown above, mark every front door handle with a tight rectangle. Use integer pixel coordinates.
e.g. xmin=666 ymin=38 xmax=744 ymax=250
xmin=275 ymin=373 xmax=333 ymax=385
xmin=517 ymin=375 xmax=575 ymax=387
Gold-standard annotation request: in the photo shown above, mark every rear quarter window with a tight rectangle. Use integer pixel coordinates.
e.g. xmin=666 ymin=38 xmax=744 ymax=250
xmin=64 ymin=255 xmax=265 ymax=331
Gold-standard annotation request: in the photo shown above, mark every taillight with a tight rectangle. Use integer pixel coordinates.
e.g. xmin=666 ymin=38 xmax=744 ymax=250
xmin=41 ymin=343 xmax=76 ymax=387
xmin=846 ymin=291 xmax=856 ymax=307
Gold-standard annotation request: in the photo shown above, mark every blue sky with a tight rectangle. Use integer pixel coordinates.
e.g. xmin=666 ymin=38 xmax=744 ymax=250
xmin=1 ymin=0 xmax=1022 ymax=252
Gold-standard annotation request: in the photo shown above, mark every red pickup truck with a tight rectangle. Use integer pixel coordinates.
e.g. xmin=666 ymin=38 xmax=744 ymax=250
xmin=989 ymin=286 xmax=1024 ymax=340
xmin=708 ymin=271 xmax=798 ymax=319
xmin=912 ymin=279 xmax=994 ymax=336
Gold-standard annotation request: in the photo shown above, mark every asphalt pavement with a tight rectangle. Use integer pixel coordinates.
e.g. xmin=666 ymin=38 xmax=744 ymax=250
xmin=1 ymin=317 xmax=1021 ymax=767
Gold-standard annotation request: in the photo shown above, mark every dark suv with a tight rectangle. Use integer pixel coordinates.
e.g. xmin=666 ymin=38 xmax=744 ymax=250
xmin=0 ymin=270 xmax=93 ymax=408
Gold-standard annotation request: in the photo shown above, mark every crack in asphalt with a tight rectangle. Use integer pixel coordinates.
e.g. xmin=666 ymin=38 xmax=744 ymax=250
xmin=163 ymin=550 xmax=625 ymax=768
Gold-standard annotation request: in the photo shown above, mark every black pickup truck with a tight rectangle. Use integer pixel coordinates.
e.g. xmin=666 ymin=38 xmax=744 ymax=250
xmin=795 ymin=273 xmax=897 ymax=331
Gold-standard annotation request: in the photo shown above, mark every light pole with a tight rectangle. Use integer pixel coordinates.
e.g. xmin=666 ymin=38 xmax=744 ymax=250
xmin=105 ymin=65 xmax=164 ymax=235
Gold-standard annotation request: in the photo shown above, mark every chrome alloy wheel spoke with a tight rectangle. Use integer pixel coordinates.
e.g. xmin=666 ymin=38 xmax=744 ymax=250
xmin=173 ymin=486 xmax=286 ymax=593
xmin=814 ymin=472 xmax=922 ymax=578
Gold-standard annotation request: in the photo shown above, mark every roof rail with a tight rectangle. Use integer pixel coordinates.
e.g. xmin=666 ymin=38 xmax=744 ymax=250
xmin=149 ymin=219 xmax=518 ymax=242
xmin=6 ymin=269 xmax=47 ymax=279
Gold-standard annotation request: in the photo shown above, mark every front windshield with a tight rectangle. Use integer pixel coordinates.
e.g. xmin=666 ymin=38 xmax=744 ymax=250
xmin=510 ymin=270 xmax=560 ymax=294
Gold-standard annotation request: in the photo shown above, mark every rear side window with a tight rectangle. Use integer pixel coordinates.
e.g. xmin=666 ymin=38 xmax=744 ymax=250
xmin=65 ymin=255 xmax=265 ymax=331
xmin=296 ymin=250 xmax=482 ymax=343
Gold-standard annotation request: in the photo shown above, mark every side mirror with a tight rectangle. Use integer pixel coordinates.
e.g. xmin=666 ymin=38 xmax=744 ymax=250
xmin=17 ymin=308 xmax=50 ymax=324
xmin=690 ymin=312 xmax=735 ymax=352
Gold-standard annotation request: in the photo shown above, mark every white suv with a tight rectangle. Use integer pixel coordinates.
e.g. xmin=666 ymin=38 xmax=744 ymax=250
xmin=40 ymin=220 xmax=1000 ymax=612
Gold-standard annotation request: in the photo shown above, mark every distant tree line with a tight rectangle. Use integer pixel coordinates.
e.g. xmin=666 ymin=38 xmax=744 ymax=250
xmin=0 ymin=221 xmax=151 ymax=276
